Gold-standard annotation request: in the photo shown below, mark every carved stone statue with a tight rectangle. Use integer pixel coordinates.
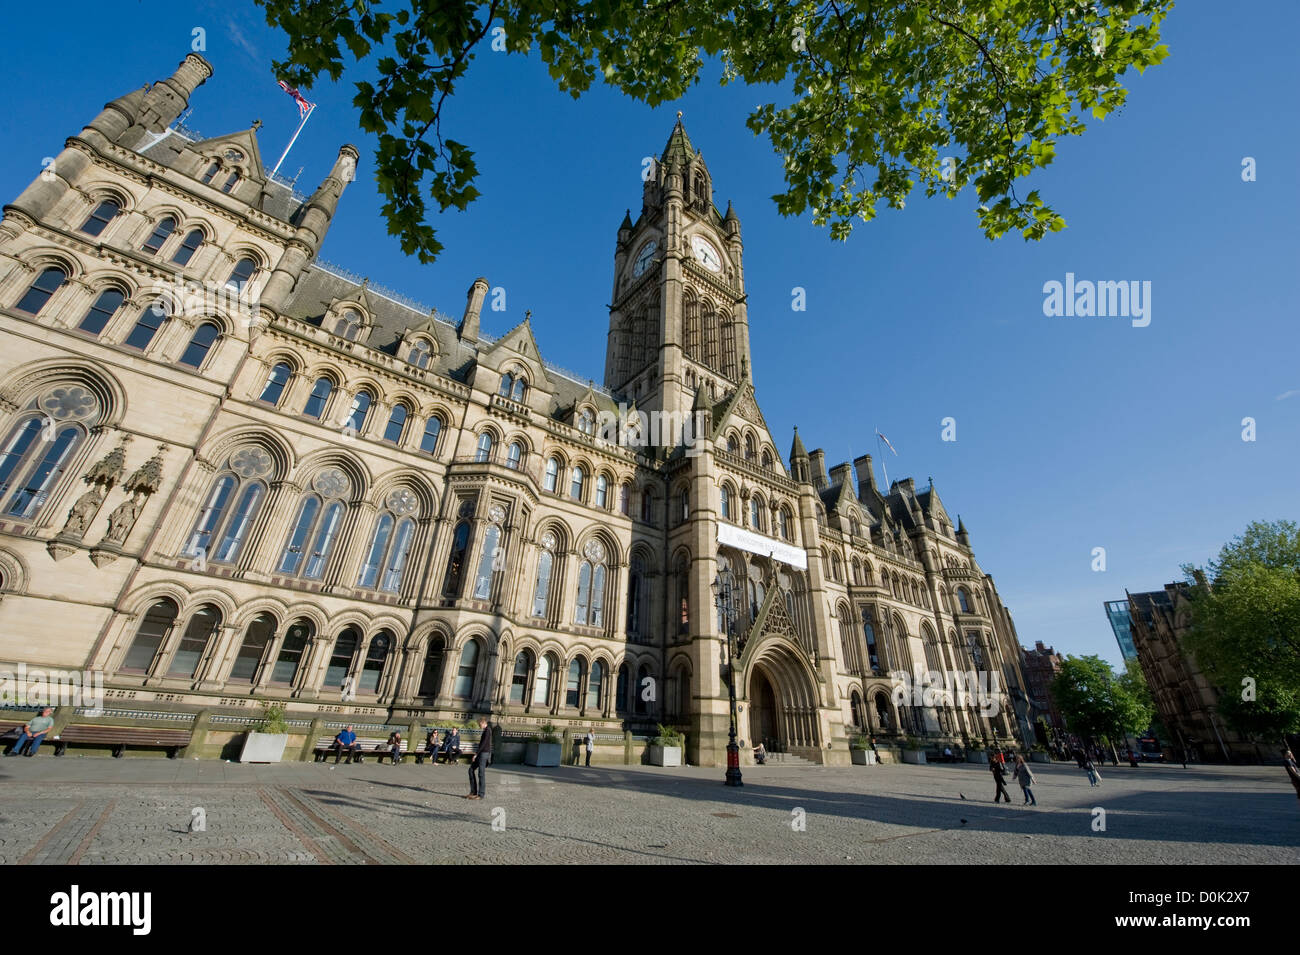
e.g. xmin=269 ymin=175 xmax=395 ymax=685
xmin=104 ymin=497 xmax=143 ymax=546
xmin=62 ymin=487 xmax=104 ymax=539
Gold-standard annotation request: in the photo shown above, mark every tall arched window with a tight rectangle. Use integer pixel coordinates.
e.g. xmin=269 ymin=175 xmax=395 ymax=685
xmin=0 ymin=415 xmax=85 ymax=520
xmin=15 ymin=267 xmax=68 ymax=315
xmin=720 ymin=485 xmax=731 ymax=521
xmin=510 ymin=651 xmax=533 ymax=704
xmin=587 ymin=660 xmax=604 ymax=711
xmin=384 ymin=403 xmax=408 ymax=444
xmin=776 ymin=507 xmax=790 ymax=541
xmin=183 ymin=449 xmax=271 ymax=565
xmin=77 ymin=288 xmax=125 ymax=336
xmin=862 ymin=608 xmax=883 ymax=675
xmin=179 ymin=323 xmax=220 ymax=368
xmin=225 ymin=257 xmax=257 ymax=293
xmin=506 ymin=441 xmax=523 ymax=471
xmin=358 ymin=512 xmax=416 ymax=593
xmin=498 ymin=372 xmax=514 ymax=397
xmin=532 ymin=544 xmax=554 ymax=618
xmin=569 ymin=466 xmax=585 ymax=501
xmin=744 ymin=435 xmax=756 ymax=460
xmin=80 ymin=200 xmax=120 ymax=237
xmin=359 ymin=631 xmax=391 ymax=693
xmin=565 ymin=658 xmax=585 ymax=708
xmin=626 ymin=555 xmax=645 ymax=638
xmin=544 ymin=456 xmax=560 ymax=492
xmin=511 ymin=376 xmax=527 ymax=402
xmin=171 ymin=228 xmax=205 ymax=266
xmin=442 ymin=520 xmax=470 ymax=596
xmin=201 ymin=162 xmax=220 ymax=184
xmin=303 ymin=377 xmax=333 ymax=419
xmin=721 ymin=313 xmax=737 ymax=378
xmin=640 ymin=490 xmax=653 ymax=524
xmin=619 ymin=482 xmax=631 ymax=516
xmin=141 ymin=217 xmax=176 ymax=253
xmin=750 ymin=496 xmax=764 ymax=532
xmin=417 ymin=637 xmax=445 ymax=697
xmin=324 ymin=628 xmax=359 ymax=688
xmin=702 ymin=300 xmax=719 ymax=367
xmin=271 ymin=619 xmax=314 ymax=685
xmin=595 ymin=473 xmax=608 ymax=508
xmin=957 ymin=588 xmax=971 ymax=613
xmin=453 ymin=640 xmax=479 ymax=698
xmin=678 ymin=486 xmax=689 ymax=523
xmin=534 ymin=653 xmax=555 ymax=706
xmin=472 ymin=522 xmax=501 ymax=600
xmin=577 ymin=410 xmax=595 ymax=435
xmin=221 ymin=171 xmax=240 ymax=194
xmin=675 ymin=555 xmax=690 ymax=635
xmin=683 ymin=290 xmax=700 ymax=358
xmin=167 ymin=605 xmax=221 ymax=679
xmin=635 ymin=664 xmax=651 ymax=715
xmin=229 ymin=613 xmax=275 ymax=682
xmin=420 ymin=415 xmax=443 ymax=454
xmin=574 ymin=540 xmax=607 ymax=627
xmin=475 ymin=432 xmax=493 ymax=463
xmin=124 ymin=301 xmax=170 ymax=351
xmin=278 ymin=476 xmax=347 ymax=580
xmin=258 ymin=363 xmax=292 ymax=405
xmin=345 ymin=391 xmax=371 ymax=432
xmin=409 ymin=339 xmax=432 ymax=368
xmin=120 ymin=599 xmax=179 ymax=673
xmin=616 ymin=664 xmax=630 ymax=715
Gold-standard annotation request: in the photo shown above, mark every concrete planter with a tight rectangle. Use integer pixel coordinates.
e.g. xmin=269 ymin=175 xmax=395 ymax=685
xmin=1030 ymin=751 xmax=1051 ymax=764
xmin=901 ymin=749 xmax=927 ymax=765
xmin=240 ymin=732 xmax=288 ymax=763
xmin=648 ymin=744 xmax=682 ymax=767
xmin=965 ymin=751 xmax=989 ymax=764
xmin=525 ymin=742 xmax=561 ymax=767
xmin=850 ymin=749 xmax=878 ymax=765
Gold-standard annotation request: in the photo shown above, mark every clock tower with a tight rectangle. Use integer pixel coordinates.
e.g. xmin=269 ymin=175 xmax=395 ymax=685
xmin=604 ymin=116 xmax=753 ymax=429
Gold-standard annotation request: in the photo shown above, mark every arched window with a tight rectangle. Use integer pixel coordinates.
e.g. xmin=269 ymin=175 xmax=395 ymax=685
xmin=635 ymin=664 xmax=651 ymax=715
xmin=532 ymin=543 xmax=554 ymax=617
xmin=640 ymin=490 xmax=653 ymax=523
xmin=957 ymin=588 xmax=971 ymax=614
xmin=167 ymin=605 xmax=221 ymax=679
xmin=726 ymin=434 xmax=739 ymax=454
xmin=80 ymin=200 xmax=120 ymax=237
xmin=141 ymin=217 xmax=176 ymax=253
xmin=619 ymin=482 xmax=631 ymax=516
xmin=183 ymin=454 xmax=270 ymax=565
xmin=565 ymin=658 xmax=585 ymax=708
xmin=419 ymin=415 xmax=442 ymax=454
xmin=626 ymin=555 xmax=645 ymax=638
xmin=345 ymin=391 xmax=371 ymax=432
xmin=124 ymin=301 xmax=170 ymax=351
xmin=569 ymin=466 xmax=585 ymax=501
xmin=511 ymin=376 xmax=527 ymax=402
xmin=453 ymin=640 xmax=479 ymax=698
xmin=587 ymin=660 xmax=604 ymax=710
xmin=510 ymin=651 xmax=533 ymax=704
xmin=358 ymin=513 xmax=416 ymax=593
xmin=258 ymin=362 xmax=292 ymax=405
xmin=761 ymin=449 xmax=773 ymax=470
xmin=171 ymin=228 xmax=205 ymax=266
xmin=577 ymin=409 xmax=594 ymax=435
xmin=303 ymin=377 xmax=333 ymax=419
xmin=475 ymin=432 xmax=493 ymax=463
xmin=201 ymin=163 xmax=220 ymax=184
xmin=76 ymin=288 xmax=124 ymax=336
xmin=616 ymin=664 xmax=630 ymax=715
xmin=702 ymin=300 xmax=719 ymax=367
xmin=832 ymin=553 xmax=843 ymax=582
xmin=683 ymin=290 xmax=700 ymax=358
xmin=506 ymin=441 xmax=523 ymax=471
xmin=744 ymin=435 xmax=756 ymax=460
xmin=862 ymin=608 xmax=883 ymax=675
xmin=417 ymin=637 xmax=445 ymax=697
xmin=720 ymin=485 xmax=731 ymax=521
xmin=226 ymin=257 xmax=257 ymax=293
xmin=675 ymin=555 xmax=690 ymax=635
xmin=472 ymin=522 xmax=501 ymax=600
xmin=408 ymin=339 xmax=432 ymax=369
xmin=777 ymin=508 xmax=790 ymax=541
xmin=750 ymin=496 xmax=764 ymax=532
xmin=498 ymin=372 xmax=514 ymax=397
xmin=179 ymin=322 xmax=220 ymax=368
xmin=324 ymin=628 xmax=359 ymax=688
xmin=544 ymin=456 xmax=560 ymax=492
xmin=574 ymin=542 xmax=607 ymax=627
xmin=271 ymin=619 xmax=314 ymax=685
xmin=383 ymin=403 xmax=408 ymax=444
xmin=120 ymin=599 xmax=179 ymax=673
xmin=15 ymin=267 xmax=67 ymax=315
xmin=229 ymin=613 xmax=275 ymax=682
xmin=678 ymin=487 xmax=689 ymax=523
xmin=334 ymin=309 xmax=362 ymax=340
xmin=442 ymin=520 xmax=471 ymax=596
xmin=359 ymin=631 xmax=390 ymax=693
xmin=221 ymin=171 xmax=240 ymax=194
xmin=380 ymin=517 xmax=415 ymax=592
xmin=595 ymin=473 xmax=608 ymax=508
xmin=279 ymin=488 xmax=346 ymax=580
xmin=534 ymin=653 xmax=556 ymax=706
xmin=0 ymin=415 xmax=85 ymax=520
xmin=850 ymin=691 xmax=864 ymax=729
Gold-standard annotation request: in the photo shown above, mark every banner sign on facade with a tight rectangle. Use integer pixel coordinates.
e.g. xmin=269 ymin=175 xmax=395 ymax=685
xmin=716 ymin=522 xmax=808 ymax=570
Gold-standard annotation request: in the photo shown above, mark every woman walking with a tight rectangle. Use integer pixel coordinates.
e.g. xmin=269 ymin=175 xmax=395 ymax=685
xmin=1084 ymin=757 xmax=1101 ymax=787
xmin=1012 ymin=755 xmax=1038 ymax=805
xmin=990 ymin=757 xmax=1012 ymax=803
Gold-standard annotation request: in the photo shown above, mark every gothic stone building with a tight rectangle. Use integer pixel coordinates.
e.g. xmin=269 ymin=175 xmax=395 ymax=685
xmin=0 ymin=55 xmax=1031 ymax=765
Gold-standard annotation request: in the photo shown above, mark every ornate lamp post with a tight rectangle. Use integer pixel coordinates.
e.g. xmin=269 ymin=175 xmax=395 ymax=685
xmin=711 ymin=569 xmax=743 ymax=787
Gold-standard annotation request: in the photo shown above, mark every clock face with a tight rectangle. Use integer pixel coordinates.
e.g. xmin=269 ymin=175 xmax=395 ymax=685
xmin=691 ymin=235 xmax=722 ymax=272
xmin=633 ymin=240 xmax=657 ymax=277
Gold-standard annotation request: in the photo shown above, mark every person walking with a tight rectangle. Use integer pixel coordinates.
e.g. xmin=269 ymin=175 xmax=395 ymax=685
xmin=990 ymin=757 xmax=1012 ymax=803
xmin=467 ymin=717 xmax=492 ymax=800
xmin=583 ymin=730 xmax=594 ymax=767
xmin=1084 ymin=757 xmax=1101 ymax=787
xmin=1283 ymin=750 xmax=1300 ymax=802
xmin=1012 ymin=755 xmax=1038 ymax=806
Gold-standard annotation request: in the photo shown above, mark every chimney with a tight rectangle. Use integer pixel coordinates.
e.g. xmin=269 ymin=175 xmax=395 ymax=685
xmin=853 ymin=454 xmax=877 ymax=499
xmin=808 ymin=449 xmax=829 ymax=490
xmin=460 ymin=277 xmax=489 ymax=342
xmin=828 ymin=462 xmax=853 ymax=491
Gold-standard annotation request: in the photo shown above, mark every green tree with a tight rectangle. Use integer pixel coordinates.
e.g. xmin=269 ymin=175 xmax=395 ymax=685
xmin=255 ymin=0 xmax=1172 ymax=262
xmin=1051 ymin=654 xmax=1149 ymax=752
xmin=1117 ymin=657 xmax=1155 ymax=734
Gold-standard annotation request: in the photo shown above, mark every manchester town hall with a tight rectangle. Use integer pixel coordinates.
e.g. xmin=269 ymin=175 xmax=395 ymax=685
xmin=0 ymin=55 xmax=1033 ymax=765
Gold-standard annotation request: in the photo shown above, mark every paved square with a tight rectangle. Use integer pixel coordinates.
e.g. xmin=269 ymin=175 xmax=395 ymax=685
xmin=1 ymin=756 xmax=1296 ymax=864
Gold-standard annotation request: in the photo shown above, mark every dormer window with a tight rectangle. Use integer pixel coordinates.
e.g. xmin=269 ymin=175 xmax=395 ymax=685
xmin=577 ymin=409 xmax=595 ymax=436
xmin=408 ymin=339 xmax=432 ymax=369
xmin=201 ymin=163 xmax=220 ymax=185
xmin=499 ymin=369 xmax=527 ymax=402
xmin=221 ymin=171 xmax=240 ymax=194
xmin=334 ymin=309 xmax=362 ymax=341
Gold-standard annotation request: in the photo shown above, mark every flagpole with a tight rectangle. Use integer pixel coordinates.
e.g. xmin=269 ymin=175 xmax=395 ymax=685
xmin=271 ymin=103 xmax=315 ymax=177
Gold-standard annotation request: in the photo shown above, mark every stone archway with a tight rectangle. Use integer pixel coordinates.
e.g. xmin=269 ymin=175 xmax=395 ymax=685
xmin=744 ymin=639 xmax=822 ymax=758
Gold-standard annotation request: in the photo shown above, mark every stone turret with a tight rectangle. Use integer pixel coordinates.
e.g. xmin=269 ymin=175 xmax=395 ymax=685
xmin=808 ymin=449 xmax=829 ymax=490
xmin=460 ymin=277 xmax=489 ymax=343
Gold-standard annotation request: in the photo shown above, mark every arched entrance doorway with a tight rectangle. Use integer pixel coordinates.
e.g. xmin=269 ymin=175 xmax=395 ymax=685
xmin=744 ymin=640 xmax=821 ymax=758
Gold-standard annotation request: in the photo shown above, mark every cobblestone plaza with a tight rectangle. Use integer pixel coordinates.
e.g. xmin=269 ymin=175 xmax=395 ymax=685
xmin=2 ymin=758 xmax=1295 ymax=865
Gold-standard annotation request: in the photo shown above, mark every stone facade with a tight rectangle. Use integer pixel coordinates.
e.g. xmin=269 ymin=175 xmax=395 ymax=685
xmin=0 ymin=55 xmax=1031 ymax=765
xmin=1021 ymin=640 xmax=1064 ymax=733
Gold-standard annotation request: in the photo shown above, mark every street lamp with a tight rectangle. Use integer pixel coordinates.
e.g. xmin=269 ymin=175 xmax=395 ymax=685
xmin=712 ymin=569 xmax=743 ymax=787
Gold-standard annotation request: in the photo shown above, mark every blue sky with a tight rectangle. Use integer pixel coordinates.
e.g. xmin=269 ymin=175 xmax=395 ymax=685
xmin=2 ymin=1 xmax=1295 ymax=668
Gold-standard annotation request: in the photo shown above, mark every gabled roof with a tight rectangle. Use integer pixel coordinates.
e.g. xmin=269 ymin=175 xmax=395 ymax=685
xmin=661 ymin=116 xmax=697 ymax=167
xmin=190 ymin=127 xmax=269 ymax=181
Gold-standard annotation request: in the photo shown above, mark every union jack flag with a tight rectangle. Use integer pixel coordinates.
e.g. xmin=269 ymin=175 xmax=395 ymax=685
xmin=277 ymin=80 xmax=315 ymax=118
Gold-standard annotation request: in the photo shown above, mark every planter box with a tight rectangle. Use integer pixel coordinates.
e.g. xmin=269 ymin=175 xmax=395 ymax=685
xmin=648 ymin=744 xmax=681 ymax=767
xmin=965 ymin=751 xmax=989 ymax=764
xmin=851 ymin=749 xmax=878 ymax=765
xmin=525 ymin=742 xmax=561 ymax=767
xmin=240 ymin=732 xmax=288 ymax=764
xmin=901 ymin=749 xmax=927 ymax=765
xmin=1029 ymin=752 xmax=1051 ymax=764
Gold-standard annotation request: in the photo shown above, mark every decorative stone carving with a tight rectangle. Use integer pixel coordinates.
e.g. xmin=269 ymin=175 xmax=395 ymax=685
xmin=104 ymin=496 xmax=143 ymax=545
xmin=312 ymin=467 xmax=349 ymax=499
xmin=487 ymin=503 xmax=506 ymax=525
xmin=386 ymin=487 xmax=418 ymax=516
xmin=583 ymin=539 xmax=605 ymax=564
xmin=540 ymin=531 xmax=556 ymax=552
xmin=230 ymin=446 xmax=273 ymax=479
xmin=40 ymin=385 xmax=98 ymax=422
xmin=122 ymin=444 xmax=167 ymax=497
xmin=61 ymin=487 xmax=104 ymax=541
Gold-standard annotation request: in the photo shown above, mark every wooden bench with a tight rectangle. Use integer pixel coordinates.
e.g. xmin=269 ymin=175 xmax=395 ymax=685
xmin=53 ymin=726 xmax=192 ymax=758
xmin=313 ymin=735 xmax=410 ymax=764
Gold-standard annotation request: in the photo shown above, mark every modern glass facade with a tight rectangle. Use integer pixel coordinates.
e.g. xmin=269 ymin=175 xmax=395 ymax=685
xmin=1104 ymin=600 xmax=1138 ymax=662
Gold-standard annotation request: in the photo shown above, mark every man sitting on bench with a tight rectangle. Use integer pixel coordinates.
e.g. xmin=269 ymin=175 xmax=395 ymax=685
xmin=329 ymin=725 xmax=362 ymax=764
xmin=440 ymin=728 xmax=462 ymax=763
xmin=5 ymin=707 xmax=54 ymax=757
